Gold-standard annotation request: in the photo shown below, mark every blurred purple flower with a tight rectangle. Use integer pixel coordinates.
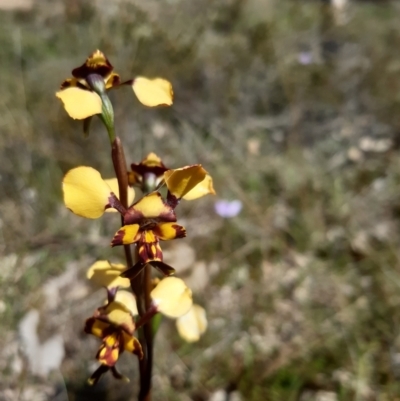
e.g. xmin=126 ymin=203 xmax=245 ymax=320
xmin=297 ymin=51 xmax=313 ymax=65
xmin=214 ymin=200 xmax=242 ymax=218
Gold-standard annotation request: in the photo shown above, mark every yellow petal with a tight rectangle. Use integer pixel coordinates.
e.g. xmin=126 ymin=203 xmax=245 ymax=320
xmin=151 ymin=277 xmax=192 ymax=318
xmin=63 ymin=166 xmax=112 ymax=219
xmin=113 ymin=290 xmax=138 ymax=316
xmin=176 ymin=304 xmax=207 ymax=342
xmin=182 ymin=174 xmax=216 ymax=200
xmin=164 ymin=165 xmax=207 ymax=200
xmin=56 ymin=87 xmax=102 ymax=120
xmin=87 ymin=260 xmax=130 ymax=288
xmin=153 ymin=222 xmax=186 ymax=240
xmin=104 ymin=178 xmax=135 ymax=212
xmin=122 ymin=332 xmax=143 ymax=359
xmin=111 ymin=224 xmax=140 ymax=246
xmin=85 ymin=317 xmax=109 ymax=339
xmin=132 ymin=77 xmax=173 ymax=107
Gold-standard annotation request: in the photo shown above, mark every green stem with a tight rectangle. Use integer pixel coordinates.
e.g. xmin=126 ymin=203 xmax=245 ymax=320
xmin=100 ymin=96 xmax=116 ymax=144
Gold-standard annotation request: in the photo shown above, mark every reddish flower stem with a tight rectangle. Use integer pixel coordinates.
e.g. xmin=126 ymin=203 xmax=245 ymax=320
xmin=111 ymin=137 xmax=152 ymax=401
xmin=138 ymin=263 xmax=154 ymax=400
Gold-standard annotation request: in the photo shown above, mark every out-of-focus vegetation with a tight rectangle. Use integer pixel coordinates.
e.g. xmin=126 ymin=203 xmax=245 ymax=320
xmin=2 ymin=0 xmax=400 ymax=400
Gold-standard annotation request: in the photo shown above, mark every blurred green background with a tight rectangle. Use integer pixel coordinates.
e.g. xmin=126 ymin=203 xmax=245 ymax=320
xmin=2 ymin=0 xmax=400 ymax=400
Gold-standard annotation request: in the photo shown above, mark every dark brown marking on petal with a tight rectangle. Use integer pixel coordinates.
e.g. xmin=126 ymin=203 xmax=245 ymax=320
xmin=128 ymin=337 xmax=144 ymax=360
xmin=60 ymin=78 xmax=90 ymax=90
xmin=130 ymin=162 xmax=167 ymax=179
xmin=96 ymin=336 xmax=120 ymax=366
xmin=158 ymin=204 xmax=178 ymax=223
xmin=72 ymin=50 xmax=114 ymax=79
xmin=123 ymin=208 xmax=145 ymax=225
xmin=166 ymin=192 xmax=180 ymax=209
xmin=138 ymin=238 xmax=163 ymax=263
xmin=152 ymin=223 xmax=186 ymax=240
xmin=60 ymin=78 xmax=74 ymax=89
xmin=105 ymin=73 xmax=121 ymax=89
xmin=111 ymin=229 xmax=125 ymax=247
xmin=172 ymin=224 xmax=186 ymax=238
xmin=84 ymin=317 xmax=97 ymax=334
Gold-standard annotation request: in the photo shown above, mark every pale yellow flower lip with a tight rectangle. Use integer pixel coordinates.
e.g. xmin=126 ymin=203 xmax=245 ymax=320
xmin=150 ymin=277 xmax=192 ymax=318
xmin=176 ymin=304 xmax=207 ymax=343
xmin=87 ymin=260 xmax=130 ymax=289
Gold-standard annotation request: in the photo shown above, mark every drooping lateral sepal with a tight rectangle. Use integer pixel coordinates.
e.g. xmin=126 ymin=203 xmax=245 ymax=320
xmin=120 ymin=261 xmax=146 ymax=280
xmin=150 ymin=261 xmax=176 ymax=276
xmin=88 ymin=364 xmax=110 ymax=385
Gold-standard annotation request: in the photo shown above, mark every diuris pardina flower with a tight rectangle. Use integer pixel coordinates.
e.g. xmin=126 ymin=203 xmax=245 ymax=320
xmin=85 ymin=290 xmax=143 ymax=384
xmin=129 ymin=152 xmax=216 ymax=201
xmin=62 ymin=164 xmax=208 ymax=278
xmin=55 ymin=50 xmax=173 ymax=121
xmin=110 ymin=191 xmax=186 ymax=278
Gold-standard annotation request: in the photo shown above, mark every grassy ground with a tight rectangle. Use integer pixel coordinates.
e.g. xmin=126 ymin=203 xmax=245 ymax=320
xmin=2 ymin=0 xmax=400 ymax=400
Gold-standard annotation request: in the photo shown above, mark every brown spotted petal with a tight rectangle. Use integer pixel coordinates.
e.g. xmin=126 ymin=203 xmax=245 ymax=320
xmin=105 ymin=72 xmax=121 ymax=89
xmin=111 ymin=224 xmax=140 ymax=247
xmin=60 ymin=77 xmax=88 ymax=90
xmin=153 ymin=222 xmax=186 ymax=241
xmin=96 ymin=301 xmax=136 ymax=335
xmin=96 ymin=333 xmax=121 ymax=366
xmin=122 ymin=332 xmax=143 ymax=359
xmin=84 ymin=317 xmax=110 ymax=339
xmin=138 ymin=231 xmax=163 ymax=263
xmin=72 ymin=49 xmax=114 ymax=79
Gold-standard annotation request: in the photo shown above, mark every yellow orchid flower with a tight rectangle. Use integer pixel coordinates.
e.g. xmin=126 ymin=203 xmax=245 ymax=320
xmin=56 ymin=50 xmax=173 ymax=120
xmin=85 ymin=293 xmax=142 ymax=384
